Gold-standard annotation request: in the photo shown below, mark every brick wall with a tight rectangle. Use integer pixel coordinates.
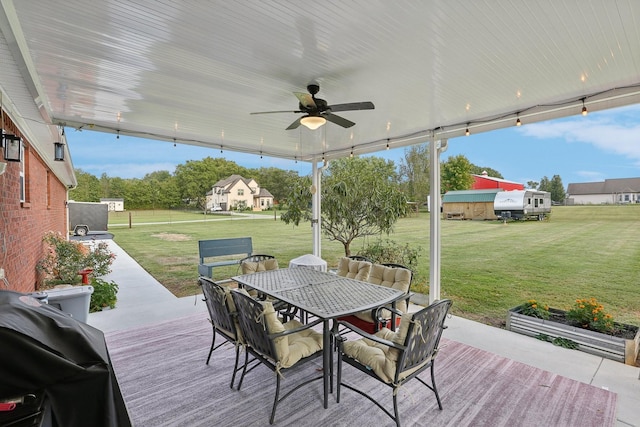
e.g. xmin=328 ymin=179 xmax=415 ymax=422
xmin=1 ymin=113 xmax=68 ymax=293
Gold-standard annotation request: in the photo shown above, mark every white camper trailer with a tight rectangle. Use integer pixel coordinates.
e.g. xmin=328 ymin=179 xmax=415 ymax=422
xmin=493 ymin=190 xmax=551 ymax=220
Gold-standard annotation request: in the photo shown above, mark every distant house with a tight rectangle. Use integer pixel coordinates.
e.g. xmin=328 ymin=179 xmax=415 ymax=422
xmin=100 ymin=198 xmax=124 ymax=211
xmin=441 ymin=189 xmax=503 ymax=220
xmin=472 ymin=171 xmax=524 ymax=191
xmin=206 ymin=174 xmax=274 ymax=211
xmin=566 ymin=178 xmax=640 ymax=205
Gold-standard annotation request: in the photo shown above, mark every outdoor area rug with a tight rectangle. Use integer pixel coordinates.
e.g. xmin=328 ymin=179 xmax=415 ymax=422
xmin=105 ymin=312 xmax=617 ymax=427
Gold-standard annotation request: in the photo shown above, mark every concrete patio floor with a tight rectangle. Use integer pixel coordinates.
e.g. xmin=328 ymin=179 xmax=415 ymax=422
xmin=88 ymin=240 xmax=640 ymax=427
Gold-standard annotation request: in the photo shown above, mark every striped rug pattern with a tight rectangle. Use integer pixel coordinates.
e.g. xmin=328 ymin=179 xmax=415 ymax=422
xmin=105 ymin=313 xmax=617 ymax=427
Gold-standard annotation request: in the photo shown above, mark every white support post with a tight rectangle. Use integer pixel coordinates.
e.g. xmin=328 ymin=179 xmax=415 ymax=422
xmin=311 ymin=160 xmax=322 ymax=256
xmin=429 ymin=137 xmax=447 ymax=303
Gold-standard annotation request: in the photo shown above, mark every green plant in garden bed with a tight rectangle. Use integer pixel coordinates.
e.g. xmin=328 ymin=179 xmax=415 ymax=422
xmin=89 ymin=277 xmax=119 ymax=312
xmin=566 ymin=297 xmax=615 ymax=334
xmin=520 ymin=299 xmax=550 ymax=320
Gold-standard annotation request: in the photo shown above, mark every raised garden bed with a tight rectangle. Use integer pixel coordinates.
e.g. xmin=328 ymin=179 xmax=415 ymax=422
xmin=507 ymin=305 xmax=640 ymax=365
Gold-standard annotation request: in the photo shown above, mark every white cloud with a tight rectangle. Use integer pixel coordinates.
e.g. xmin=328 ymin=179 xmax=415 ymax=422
xmin=519 ymin=105 xmax=640 ymax=166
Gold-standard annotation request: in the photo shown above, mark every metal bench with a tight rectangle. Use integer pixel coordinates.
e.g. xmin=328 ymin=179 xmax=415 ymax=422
xmin=198 ymin=237 xmax=253 ymax=278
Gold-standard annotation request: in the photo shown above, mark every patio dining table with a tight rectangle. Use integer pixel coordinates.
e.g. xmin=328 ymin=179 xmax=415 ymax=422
xmin=232 ymin=268 xmax=406 ymax=409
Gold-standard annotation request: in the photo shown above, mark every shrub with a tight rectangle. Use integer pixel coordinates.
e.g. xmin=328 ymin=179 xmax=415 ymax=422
xmin=37 ymin=231 xmax=116 ymax=288
xmin=566 ymin=298 xmax=615 ymax=333
xmin=357 ymin=238 xmax=421 ymax=270
xmin=89 ymin=277 xmax=119 ymax=312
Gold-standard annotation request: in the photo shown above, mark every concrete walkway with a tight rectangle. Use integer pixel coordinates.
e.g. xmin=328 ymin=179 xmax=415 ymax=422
xmin=88 ymin=240 xmax=640 ymax=427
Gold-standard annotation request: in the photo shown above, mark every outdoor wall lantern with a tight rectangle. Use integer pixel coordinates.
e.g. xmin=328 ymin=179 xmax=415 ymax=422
xmin=54 ymin=142 xmax=65 ymax=161
xmin=2 ymin=134 xmax=22 ymax=162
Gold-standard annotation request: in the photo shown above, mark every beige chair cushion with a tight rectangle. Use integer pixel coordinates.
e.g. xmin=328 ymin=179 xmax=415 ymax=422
xmin=353 ymin=264 xmax=411 ymax=323
xmin=336 ymin=257 xmax=372 ymax=281
xmin=240 ymin=259 xmax=278 ymax=297
xmin=241 ymin=258 xmax=279 ymax=274
xmin=342 ymin=314 xmax=420 ymax=383
xmin=244 ymin=289 xmax=322 ymax=369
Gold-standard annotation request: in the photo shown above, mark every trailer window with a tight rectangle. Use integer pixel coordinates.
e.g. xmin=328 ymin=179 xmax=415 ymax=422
xmin=534 ymin=198 xmax=539 ymax=207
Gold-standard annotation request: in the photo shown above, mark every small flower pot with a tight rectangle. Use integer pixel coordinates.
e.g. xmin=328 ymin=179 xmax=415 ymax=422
xmin=507 ymin=305 xmax=640 ymax=365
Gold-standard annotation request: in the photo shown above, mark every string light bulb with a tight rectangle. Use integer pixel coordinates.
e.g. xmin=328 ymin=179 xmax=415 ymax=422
xmin=581 ymin=99 xmax=588 ymax=116
xmin=386 ymin=139 xmax=390 ymax=150
xmin=350 ymin=147 xmax=354 ymax=158
xmin=465 ymin=124 xmax=470 ymax=136
xmin=516 ymin=116 xmax=522 ymax=126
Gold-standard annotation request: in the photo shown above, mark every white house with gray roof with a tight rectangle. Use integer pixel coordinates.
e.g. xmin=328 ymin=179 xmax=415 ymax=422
xmin=566 ymin=178 xmax=640 ymax=205
xmin=206 ymin=174 xmax=274 ymax=211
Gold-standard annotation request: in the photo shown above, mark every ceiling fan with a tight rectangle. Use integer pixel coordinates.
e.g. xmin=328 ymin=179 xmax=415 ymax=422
xmin=250 ymin=84 xmax=375 ymax=130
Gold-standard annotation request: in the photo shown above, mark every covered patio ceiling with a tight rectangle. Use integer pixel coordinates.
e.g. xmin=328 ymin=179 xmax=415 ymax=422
xmin=2 ymin=0 xmax=640 ymax=171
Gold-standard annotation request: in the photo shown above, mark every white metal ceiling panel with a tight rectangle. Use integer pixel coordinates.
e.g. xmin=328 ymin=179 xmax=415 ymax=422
xmin=2 ymin=0 xmax=640 ymax=164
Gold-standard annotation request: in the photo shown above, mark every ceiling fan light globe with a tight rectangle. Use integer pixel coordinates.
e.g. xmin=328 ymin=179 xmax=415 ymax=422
xmin=300 ymin=116 xmax=326 ymax=130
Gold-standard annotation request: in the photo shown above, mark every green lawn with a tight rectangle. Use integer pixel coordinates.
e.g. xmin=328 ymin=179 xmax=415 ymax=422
xmin=109 ymin=205 xmax=640 ymax=327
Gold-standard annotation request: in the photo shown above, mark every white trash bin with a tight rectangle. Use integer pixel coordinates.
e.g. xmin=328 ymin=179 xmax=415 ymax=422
xmin=45 ymin=285 xmax=94 ymax=323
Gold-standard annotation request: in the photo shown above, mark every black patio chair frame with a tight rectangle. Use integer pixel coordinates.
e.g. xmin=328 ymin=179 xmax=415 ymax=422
xmin=336 ymin=299 xmax=453 ymax=427
xmin=231 ymin=289 xmax=324 ymax=425
xmin=199 ymin=277 xmax=260 ymax=389
xmin=348 ymin=255 xmax=373 ymax=263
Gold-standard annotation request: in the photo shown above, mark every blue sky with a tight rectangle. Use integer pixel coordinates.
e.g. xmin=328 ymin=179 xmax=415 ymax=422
xmin=66 ymin=104 xmax=640 ymax=186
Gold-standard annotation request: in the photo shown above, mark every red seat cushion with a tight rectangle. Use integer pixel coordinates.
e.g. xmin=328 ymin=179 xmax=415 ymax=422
xmin=338 ymin=314 xmax=401 ymax=334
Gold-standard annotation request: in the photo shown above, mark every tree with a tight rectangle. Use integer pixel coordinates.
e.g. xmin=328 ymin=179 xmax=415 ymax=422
xmin=469 ymin=165 xmax=503 ymax=179
xmin=173 ymin=157 xmax=248 ymax=210
xmin=250 ymin=167 xmax=300 ymax=205
xmin=398 ymin=143 xmax=430 ymax=203
xmin=70 ymin=169 xmax=102 ymax=201
xmin=538 ymin=175 xmax=565 ymax=202
xmin=441 ymin=155 xmax=474 ymax=193
xmin=526 ymin=180 xmax=539 ymax=189
xmin=281 ymin=156 xmax=407 ymax=256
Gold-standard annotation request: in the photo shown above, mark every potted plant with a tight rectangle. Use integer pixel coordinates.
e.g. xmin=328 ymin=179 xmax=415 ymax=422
xmin=89 ymin=277 xmax=119 ymax=312
xmin=507 ymin=298 xmax=640 ymax=365
xmin=36 ymin=231 xmax=118 ymax=321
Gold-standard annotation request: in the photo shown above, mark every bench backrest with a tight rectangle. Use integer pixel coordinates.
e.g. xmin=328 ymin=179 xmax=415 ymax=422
xmin=198 ymin=237 xmax=253 ymax=262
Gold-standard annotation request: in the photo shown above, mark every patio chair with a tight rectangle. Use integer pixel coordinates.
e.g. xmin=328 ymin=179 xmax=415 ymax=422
xmin=338 ymin=263 xmax=413 ymax=333
xmin=230 ymin=288 xmax=324 ymax=425
xmin=336 ymin=299 xmax=453 ymax=427
xmin=336 ymin=256 xmax=372 ymax=281
xmin=239 ymin=254 xmax=279 ymax=274
xmin=199 ymin=277 xmax=258 ymax=389
xmin=239 ymin=254 xmax=297 ymax=321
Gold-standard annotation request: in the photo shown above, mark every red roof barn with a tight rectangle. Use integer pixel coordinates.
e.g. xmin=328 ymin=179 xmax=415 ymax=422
xmin=472 ymin=171 xmax=524 ymax=191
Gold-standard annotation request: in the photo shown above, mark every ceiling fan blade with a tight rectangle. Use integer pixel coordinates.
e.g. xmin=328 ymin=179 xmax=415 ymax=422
xmin=328 ymin=101 xmax=375 ymax=112
xmin=286 ymin=117 xmax=303 ymax=130
xmin=324 ymin=113 xmax=355 ymax=128
xmin=294 ymin=92 xmax=316 ymax=109
xmin=250 ymin=110 xmax=301 ymax=115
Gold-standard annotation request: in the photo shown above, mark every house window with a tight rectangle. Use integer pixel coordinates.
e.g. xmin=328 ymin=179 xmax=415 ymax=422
xmin=261 ymin=199 xmax=264 ymax=206
xmin=237 ymin=189 xmax=244 ymax=196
